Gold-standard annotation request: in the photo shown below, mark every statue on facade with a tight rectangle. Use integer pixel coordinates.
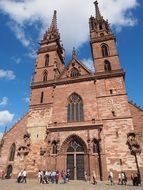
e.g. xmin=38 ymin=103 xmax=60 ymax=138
xmin=126 ymin=133 xmax=141 ymax=155
xmin=17 ymin=132 xmax=31 ymax=156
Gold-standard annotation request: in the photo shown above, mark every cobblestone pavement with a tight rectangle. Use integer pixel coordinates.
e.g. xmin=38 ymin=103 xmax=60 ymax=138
xmin=0 ymin=179 xmax=142 ymax=190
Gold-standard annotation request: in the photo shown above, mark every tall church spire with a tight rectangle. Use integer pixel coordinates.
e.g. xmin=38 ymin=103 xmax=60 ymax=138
xmin=35 ymin=10 xmax=64 ymax=85
xmin=89 ymin=1 xmax=112 ymax=37
xmin=41 ymin=10 xmax=60 ymax=43
xmin=94 ymin=1 xmax=102 ymax=20
xmin=49 ymin=10 xmax=58 ymax=32
xmin=89 ymin=1 xmax=121 ymax=74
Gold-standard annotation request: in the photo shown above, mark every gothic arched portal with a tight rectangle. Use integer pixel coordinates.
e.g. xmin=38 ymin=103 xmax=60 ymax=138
xmin=61 ymin=135 xmax=88 ymax=180
xmin=5 ymin=164 xmax=13 ymax=179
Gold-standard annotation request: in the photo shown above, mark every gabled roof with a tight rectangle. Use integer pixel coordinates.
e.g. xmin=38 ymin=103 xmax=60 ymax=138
xmin=59 ymin=57 xmax=93 ymax=79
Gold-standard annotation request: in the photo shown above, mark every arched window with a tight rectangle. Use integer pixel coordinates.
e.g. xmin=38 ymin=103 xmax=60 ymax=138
xmin=67 ymin=93 xmax=84 ymax=122
xmin=43 ymin=71 xmax=48 ymax=82
xmin=99 ymin=24 xmax=103 ymax=30
xmin=40 ymin=91 xmax=44 ymax=103
xmin=70 ymin=68 xmax=80 ymax=78
xmin=52 ymin=141 xmax=58 ymax=154
xmin=9 ymin=143 xmax=16 ymax=161
xmin=104 ymin=60 xmax=112 ymax=72
xmin=93 ymin=139 xmax=100 ymax=153
xmin=45 ymin=54 xmax=49 ymax=67
xmin=101 ymin=44 xmax=109 ymax=57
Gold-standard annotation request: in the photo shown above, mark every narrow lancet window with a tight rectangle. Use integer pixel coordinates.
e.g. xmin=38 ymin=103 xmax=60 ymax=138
xmin=9 ymin=143 xmax=16 ymax=161
xmin=45 ymin=54 xmax=49 ymax=67
xmin=43 ymin=71 xmax=48 ymax=82
xmin=40 ymin=92 xmax=44 ymax=103
xmin=104 ymin=60 xmax=112 ymax=72
xmin=101 ymin=44 xmax=109 ymax=57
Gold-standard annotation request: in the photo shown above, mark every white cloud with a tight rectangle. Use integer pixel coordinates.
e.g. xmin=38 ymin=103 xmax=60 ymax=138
xmin=8 ymin=22 xmax=30 ymax=47
xmin=0 ymin=69 xmax=16 ymax=80
xmin=11 ymin=56 xmax=21 ymax=64
xmin=0 ymin=0 xmax=139 ymax=52
xmin=0 ymin=111 xmax=14 ymax=126
xmin=81 ymin=58 xmax=95 ymax=72
xmin=0 ymin=97 xmax=8 ymax=106
xmin=25 ymin=49 xmax=36 ymax=59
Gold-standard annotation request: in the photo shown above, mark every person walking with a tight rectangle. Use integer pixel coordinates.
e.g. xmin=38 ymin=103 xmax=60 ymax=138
xmin=37 ymin=170 xmax=41 ymax=183
xmin=118 ymin=172 xmax=121 ymax=185
xmin=22 ymin=169 xmax=27 ymax=183
xmin=55 ymin=170 xmax=59 ymax=184
xmin=66 ymin=169 xmax=70 ymax=182
xmin=84 ymin=171 xmax=88 ymax=181
xmin=121 ymin=172 xmax=127 ymax=185
xmin=92 ymin=170 xmax=97 ymax=185
xmin=17 ymin=170 xmax=22 ymax=183
xmin=108 ymin=170 xmax=114 ymax=185
xmin=51 ymin=170 xmax=56 ymax=183
xmin=1 ymin=170 xmax=5 ymax=180
xmin=131 ymin=172 xmax=135 ymax=186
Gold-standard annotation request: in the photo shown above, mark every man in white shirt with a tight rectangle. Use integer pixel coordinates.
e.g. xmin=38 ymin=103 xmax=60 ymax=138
xmin=22 ymin=169 xmax=27 ymax=183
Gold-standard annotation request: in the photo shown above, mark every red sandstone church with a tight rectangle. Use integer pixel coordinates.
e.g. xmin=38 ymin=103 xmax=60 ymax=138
xmin=0 ymin=1 xmax=143 ymax=180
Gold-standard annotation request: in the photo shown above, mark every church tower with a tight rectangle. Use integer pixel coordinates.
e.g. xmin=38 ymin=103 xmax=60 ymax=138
xmin=87 ymin=1 xmax=138 ymax=180
xmin=30 ymin=11 xmax=64 ymax=107
xmin=89 ymin=1 xmax=121 ymax=73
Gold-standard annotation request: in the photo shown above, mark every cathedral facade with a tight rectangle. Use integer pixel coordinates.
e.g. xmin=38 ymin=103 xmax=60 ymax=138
xmin=0 ymin=2 xmax=143 ymax=180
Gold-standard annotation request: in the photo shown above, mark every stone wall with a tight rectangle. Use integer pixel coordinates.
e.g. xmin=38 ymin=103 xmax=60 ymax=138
xmin=0 ymin=113 xmax=28 ymax=175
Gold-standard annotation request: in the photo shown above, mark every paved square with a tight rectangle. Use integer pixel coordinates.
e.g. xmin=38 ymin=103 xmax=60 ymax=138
xmin=0 ymin=179 xmax=142 ymax=190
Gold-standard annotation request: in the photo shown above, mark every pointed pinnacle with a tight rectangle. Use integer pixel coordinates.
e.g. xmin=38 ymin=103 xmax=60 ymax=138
xmin=94 ymin=1 xmax=102 ymax=20
xmin=49 ymin=10 xmax=58 ymax=32
xmin=72 ymin=47 xmax=77 ymax=59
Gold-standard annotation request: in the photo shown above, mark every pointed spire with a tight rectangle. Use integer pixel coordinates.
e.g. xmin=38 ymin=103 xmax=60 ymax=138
xmin=41 ymin=10 xmax=60 ymax=42
xmin=94 ymin=1 xmax=102 ymax=20
xmin=72 ymin=47 xmax=77 ymax=59
xmin=49 ymin=10 xmax=58 ymax=32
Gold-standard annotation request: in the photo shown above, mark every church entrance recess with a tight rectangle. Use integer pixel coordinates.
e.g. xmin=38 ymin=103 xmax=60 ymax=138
xmin=5 ymin=164 xmax=13 ymax=179
xmin=66 ymin=136 xmax=86 ymax=180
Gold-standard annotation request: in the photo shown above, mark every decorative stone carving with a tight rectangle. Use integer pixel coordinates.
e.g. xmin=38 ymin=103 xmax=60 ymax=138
xmin=17 ymin=132 xmax=31 ymax=156
xmin=40 ymin=146 xmax=46 ymax=156
xmin=106 ymin=98 xmax=121 ymax=112
xmin=126 ymin=133 xmax=141 ymax=155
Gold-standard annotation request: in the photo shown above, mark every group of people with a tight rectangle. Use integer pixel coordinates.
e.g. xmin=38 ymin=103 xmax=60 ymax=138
xmin=37 ymin=169 xmax=70 ymax=184
xmin=1 ymin=168 xmax=141 ymax=187
xmin=131 ymin=172 xmax=141 ymax=186
xmin=118 ymin=171 xmax=128 ymax=185
xmin=17 ymin=169 xmax=27 ymax=183
xmin=108 ymin=170 xmax=141 ymax=186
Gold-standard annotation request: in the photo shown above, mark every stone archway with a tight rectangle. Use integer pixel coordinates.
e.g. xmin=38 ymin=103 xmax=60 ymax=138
xmin=61 ymin=134 xmax=88 ymax=180
xmin=5 ymin=164 xmax=13 ymax=179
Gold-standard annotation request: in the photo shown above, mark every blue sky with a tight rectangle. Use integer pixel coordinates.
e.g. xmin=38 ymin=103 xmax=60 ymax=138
xmin=0 ymin=0 xmax=143 ymax=135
